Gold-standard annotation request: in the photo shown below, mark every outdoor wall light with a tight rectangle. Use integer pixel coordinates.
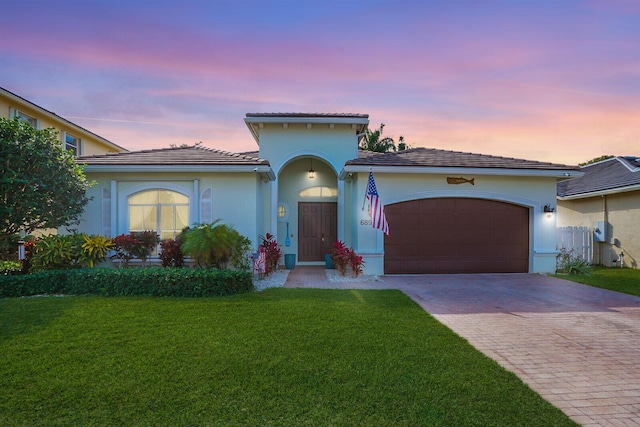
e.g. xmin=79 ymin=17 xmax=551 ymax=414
xmin=544 ymin=204 xmax=555 ymax=217
xmin=308 ymin=159 xmax=315 ymax=179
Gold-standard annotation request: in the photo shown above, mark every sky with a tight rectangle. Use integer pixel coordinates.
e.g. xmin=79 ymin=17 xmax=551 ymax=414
xmin=1 ymin=0 xmax=639 ymax=165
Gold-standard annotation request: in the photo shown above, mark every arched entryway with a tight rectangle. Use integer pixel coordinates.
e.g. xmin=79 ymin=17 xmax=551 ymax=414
xmin=277 ymin=156 xmax=338 ymax=263
xmin=384 ymin=197 xmax=530 ymax=274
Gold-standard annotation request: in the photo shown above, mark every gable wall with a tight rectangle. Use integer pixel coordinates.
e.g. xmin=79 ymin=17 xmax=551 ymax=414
xmin=350 ymin=171 xmax=559 ymax=274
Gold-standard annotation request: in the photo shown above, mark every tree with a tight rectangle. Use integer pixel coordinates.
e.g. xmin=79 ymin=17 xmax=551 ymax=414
xmin=578 ymin=155 xmax=614 ymax=166
xmin=0 ymin=117 xmax=91 ymax=248
xmin=359 ymin=123 xmax=408 ymax=153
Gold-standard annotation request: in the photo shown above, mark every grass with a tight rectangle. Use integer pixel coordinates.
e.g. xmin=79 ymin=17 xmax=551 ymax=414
xmin=554 ymin=266 xmax=640 ymax=297
xmin=0 ymin=289 xmax=576 ymax=426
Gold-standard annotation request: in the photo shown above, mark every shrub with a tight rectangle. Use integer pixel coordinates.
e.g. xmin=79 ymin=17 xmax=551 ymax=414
xmin=259 ymin=233 xmax=281 ymax=276
xmin=131 ymin=231 xmax=160 ymax=267
xmin=111 ymin=234 xmax=140 ymax=267
xmin=0 ymin=261 xmax=21 ymax=276
xmin=331 ymin=240 xmax=351 ymax=276
xmin=112 ymin=231 xmax=160 ymax=267
xmin=30 ymin=234 xmax=84 ymax=271
xmin=0 ymin=268 xmax=254 ymax=298
xmin=160 ymin=237 xmax=184 ymax=267
xmin=182 ymin=220 xmax=250 ymax=269
xmin=556 ymin=248 xmax=591 ymax=275
xmin=80 ymin=234 xmax=113 ymax=267
xmin=21 ymin=238 xmax=35 ymax=273
xmin=331 ymin=240 xmax=365 ymax=277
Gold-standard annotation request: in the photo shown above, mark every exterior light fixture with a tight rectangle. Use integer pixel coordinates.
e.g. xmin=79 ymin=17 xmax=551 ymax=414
xmin=543 ymin=204 xmax=555 ymax=218
xmin=308 ymin=159 xmax=315 ymax=179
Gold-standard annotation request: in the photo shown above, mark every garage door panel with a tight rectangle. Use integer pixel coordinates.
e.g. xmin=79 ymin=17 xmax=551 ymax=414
xmin=385 ymin=198 xmax=529 ymax=274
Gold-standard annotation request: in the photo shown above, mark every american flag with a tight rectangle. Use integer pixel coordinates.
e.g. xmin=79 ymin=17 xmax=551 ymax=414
xmin=367 ymin=171 xmax=389 ymax=235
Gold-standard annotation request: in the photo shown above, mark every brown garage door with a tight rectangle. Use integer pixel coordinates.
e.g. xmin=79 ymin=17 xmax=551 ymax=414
xmin=384 ymin=198 xmax=529 ymax=274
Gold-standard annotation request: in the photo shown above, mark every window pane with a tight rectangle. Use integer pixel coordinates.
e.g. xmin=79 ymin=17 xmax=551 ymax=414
xmin=160 ymin=231 xmax=175 ymax=240
xmin=129 ymin=190 xmax=159 ymax=205
xmin=17 ymin=111 xmax=37 ymax=128
xmin=65 ymin=134 xmax=80 ymax=156
xmin=175 ymin=206 xmax=189 ymax=229
xmin=129 ymin=206 xmax=143 ymax=230
xmin=159 ymin=190 xmax=188 ymax=204
xmin=160 ymin=205 xmax=174 ymax=230
xmin=142 ymin=206 xmax=157 ymax=230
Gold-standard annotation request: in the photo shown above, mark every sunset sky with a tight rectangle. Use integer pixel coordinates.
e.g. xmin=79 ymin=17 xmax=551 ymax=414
xmin=1 ymin=0 xmax=638 ymax=165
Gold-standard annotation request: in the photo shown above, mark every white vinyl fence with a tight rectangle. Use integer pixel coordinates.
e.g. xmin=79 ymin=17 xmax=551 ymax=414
xmin=556 ymin=226 xmax=593 ymax=263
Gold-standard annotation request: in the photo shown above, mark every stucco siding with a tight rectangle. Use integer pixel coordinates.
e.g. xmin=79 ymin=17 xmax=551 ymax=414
xmin=352 ymin=172 xmax=559 ymax=274
xmin=75 ymin=172 xmax=261 ymax=248
xmin=558 ymin=191 xmax=639 ymax=268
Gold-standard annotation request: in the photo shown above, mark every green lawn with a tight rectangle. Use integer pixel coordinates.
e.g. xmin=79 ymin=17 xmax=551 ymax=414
xmin=554 ymin=266 xmax=640 ymax=297
xmin=0 ymin=289 xmax=576 ymax=426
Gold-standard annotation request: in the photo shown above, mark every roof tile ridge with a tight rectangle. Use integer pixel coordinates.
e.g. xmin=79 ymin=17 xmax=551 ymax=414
xmin=616 ymin=156 xmax=640 ymax=173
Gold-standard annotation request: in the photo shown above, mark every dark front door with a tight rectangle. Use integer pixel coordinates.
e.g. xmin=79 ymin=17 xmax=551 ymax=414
xmin=299 ymin=202 xmax=337 ymax=261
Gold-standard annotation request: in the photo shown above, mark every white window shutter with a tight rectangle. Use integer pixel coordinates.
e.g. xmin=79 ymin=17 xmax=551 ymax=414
xmin=102 ymin=187 xmax=112 ymax=236
xmin=200 ymin=187 xmax=212 ymax=224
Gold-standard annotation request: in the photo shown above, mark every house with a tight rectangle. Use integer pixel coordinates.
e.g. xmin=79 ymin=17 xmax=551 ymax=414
xmin=557 ymin=156 xmax=640 ymax=269
xmin=74 ymin=112 xmax=580 ymax=275
xmin=1 ymin=86 xmax=127 ymax=156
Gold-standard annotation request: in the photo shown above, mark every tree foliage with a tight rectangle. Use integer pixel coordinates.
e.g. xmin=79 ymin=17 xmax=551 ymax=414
xmin=359 ymin=123 xmax=409 ymax=153
xmin=0 ymin=118 xmax=90 ymax=246
xmin=578 ymin=155 xmax=614 ymax=166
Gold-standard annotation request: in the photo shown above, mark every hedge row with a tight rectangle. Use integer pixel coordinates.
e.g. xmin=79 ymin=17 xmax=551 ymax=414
xmin=0 ymin=268 xmax=254 ymax=298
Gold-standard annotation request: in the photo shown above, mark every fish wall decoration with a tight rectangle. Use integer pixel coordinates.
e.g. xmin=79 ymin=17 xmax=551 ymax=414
xmin=447 ymin=177 xmax=475 ymax=185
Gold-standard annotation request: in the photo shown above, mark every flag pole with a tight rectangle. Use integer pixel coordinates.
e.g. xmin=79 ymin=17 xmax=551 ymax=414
xmin=362 ymin=167 xmax=372 ymax=210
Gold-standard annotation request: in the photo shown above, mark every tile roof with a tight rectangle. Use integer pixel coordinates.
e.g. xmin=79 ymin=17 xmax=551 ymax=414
xmin=346 ymin=147 xmax=579 ymax=170
xmin=246 ymin=112 xmax=369 ymax=119
xmin=557 ymin=156 xmax=640 ymax=198
xmin=77 ymin=145 xmax=269 ymax=166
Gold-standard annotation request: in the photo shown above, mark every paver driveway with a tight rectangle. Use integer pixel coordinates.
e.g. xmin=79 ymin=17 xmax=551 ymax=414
xmin=285 ymin=268 xmax=640 ymax=426
xmin=384 ymin=273 xmax=640 ymax=427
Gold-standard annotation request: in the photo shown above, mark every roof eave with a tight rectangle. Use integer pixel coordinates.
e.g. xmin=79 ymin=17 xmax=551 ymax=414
xmin=557 ymin=183 xmax=640 ymax=200
xmin=244 ymin=115 xmax=369 ymax=145
xmin=81 ymin=164 xmax=275 ymax=180
xmin=339 ymin=165 xmax=583 ymax=180
xmin=1 ymin=86 xmax=128 ymax=153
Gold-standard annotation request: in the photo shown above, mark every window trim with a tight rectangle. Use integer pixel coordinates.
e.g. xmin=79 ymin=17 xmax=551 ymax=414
xmin=61 ymin=131 xmax=82 ymax=156
xmin=9 ymin=107 xmax=40 ymax=129
xmin=117 ymin=182 xmax=196 ymax=237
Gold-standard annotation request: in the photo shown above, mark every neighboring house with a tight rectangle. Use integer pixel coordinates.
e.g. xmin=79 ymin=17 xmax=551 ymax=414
xmin=75 ymin=112 xmax=579 ymax=275
xmin=1 ymin=86 xmax=127 ymax=156
xmin=557 ymin=156 xmax=640 ymax=269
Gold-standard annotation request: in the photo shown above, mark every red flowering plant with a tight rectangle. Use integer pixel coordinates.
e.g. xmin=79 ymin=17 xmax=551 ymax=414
xmin=159 ymin=237 xmax=184 ymax=268
xmin=260 ymin=233 xmax=282 ymax=276
xmin=331 ymin=240 xmax=365 ymax=277
xmin=111 ymin=234 xmax=140 ymax=268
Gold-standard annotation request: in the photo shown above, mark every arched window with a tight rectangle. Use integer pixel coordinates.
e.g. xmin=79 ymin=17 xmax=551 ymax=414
xmin=128 ymin=189 xmax=189 ymax=240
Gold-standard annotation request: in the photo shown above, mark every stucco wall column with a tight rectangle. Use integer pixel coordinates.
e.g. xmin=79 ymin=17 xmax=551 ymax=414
xmin=110 ymin=180 xmax=117 ymax=237
xmin=270 ymin=178 xmax=278 ymax=237
xmin=338 ymin=179 xmax=345 ymax=241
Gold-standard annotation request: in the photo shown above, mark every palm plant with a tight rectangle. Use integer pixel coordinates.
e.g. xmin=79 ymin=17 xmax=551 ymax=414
xmin=182 ymin=220 xmax=247 ymax=269
xmin=359 ymin=123 xmax=403 ymax=153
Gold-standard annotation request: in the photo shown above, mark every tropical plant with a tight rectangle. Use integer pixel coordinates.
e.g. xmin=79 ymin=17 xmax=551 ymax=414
xmin=259 ymin=233 xmax=282 ymax=276
xmin=0 ymin=117 xmax=90 ymax=250
xmin=131 ymin=231 xmax=159 ymax=267
xmin=358 ymin=123 xmax=404 ymax=153
xmin=80 ymin=234 xmax=113 ymax=267
xmin=331 ymin=240 xmax=351 ymax=276
xmin=331 ymin=240 xmax=365 ymax=277
xmin=20 ymin=238 xmax=35 ymax=273
xmin=230 ymin=234 xmax=253 ymax=271
xmin=556 ymin=248 xmax=591 ymax=275
xmin=159 ymin=237 xmax=184 ymax=268
xmin=349 ymin=250 xmax=365 ymax=277
xmin=111 ymin=234 xmax=140 ymax=268
xmin=0 ymin=260 xmax=21 ymax=275
xmin=30 ymin=234 xmax=84 ymax=271
xmin=182 ymin=220 xmax=249 ymax=269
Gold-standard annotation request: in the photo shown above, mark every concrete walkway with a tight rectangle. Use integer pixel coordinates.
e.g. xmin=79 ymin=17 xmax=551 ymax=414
xmin=284 ymin=267 xmax=640 ymax=426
